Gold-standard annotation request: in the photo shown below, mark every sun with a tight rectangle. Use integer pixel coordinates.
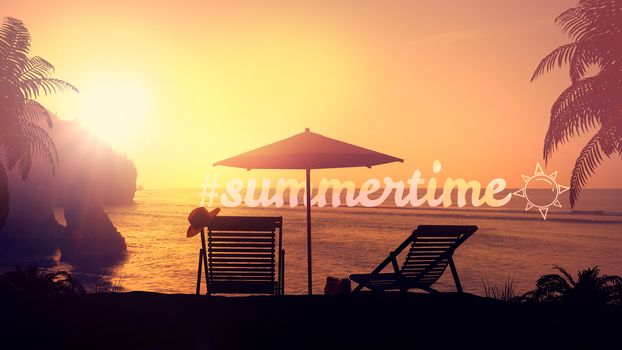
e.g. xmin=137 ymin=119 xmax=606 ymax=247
xmin=513 ymin=163 xmax=569 ymax=220
xmin=73 ymin=77 xmax=152 ymax=151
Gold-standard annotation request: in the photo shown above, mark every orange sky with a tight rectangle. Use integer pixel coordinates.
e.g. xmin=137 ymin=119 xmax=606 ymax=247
xmin=2 ymin=0 xmax=621 ymax=189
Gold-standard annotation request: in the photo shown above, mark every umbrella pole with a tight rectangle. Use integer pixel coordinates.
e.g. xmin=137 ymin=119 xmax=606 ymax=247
xmin=306 ymin=168 xmax=312 ymax=295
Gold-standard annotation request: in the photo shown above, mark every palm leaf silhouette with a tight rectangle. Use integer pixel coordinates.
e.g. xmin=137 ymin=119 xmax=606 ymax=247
xmin=0 ymin=17 xmax=76 ymax=229
xmin=532 ymin=0 xmax=621 ymax=207
xmin=531 ymin=43 xmax=577 ymax=81
xmin=542 ymin=75 xmax=605 ymax=161
xmin=553 ymin=265 xmax=577 ymax=286
xmin=569 ymin=132 xmax=604 ymax=206
xmin=0 ymin=163 xmax=8 ymax=228
xmin=22 ymin=100 xmax=53 ymax=128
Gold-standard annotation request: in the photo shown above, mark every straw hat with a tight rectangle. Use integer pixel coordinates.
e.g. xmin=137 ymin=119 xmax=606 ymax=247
xmin=187 ymin=207 xmax=221 ymax=237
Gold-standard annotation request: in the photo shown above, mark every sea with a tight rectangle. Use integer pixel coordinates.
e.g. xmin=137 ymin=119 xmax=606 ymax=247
xmin=48 ymin=188 xmax=622 ymax=296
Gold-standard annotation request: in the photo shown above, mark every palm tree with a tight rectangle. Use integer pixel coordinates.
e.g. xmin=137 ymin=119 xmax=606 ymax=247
xmin=531 ymin=0 xmax=622 ymax=207
xmin=523 ymin=266 xmax=622 ymax=306
xmin=0 ymin=17 xmax=77 ymax=229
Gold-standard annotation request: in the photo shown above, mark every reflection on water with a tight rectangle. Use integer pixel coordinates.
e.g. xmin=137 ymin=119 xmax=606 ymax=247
xmin=37 ymin=189 xmax=622 ymax=295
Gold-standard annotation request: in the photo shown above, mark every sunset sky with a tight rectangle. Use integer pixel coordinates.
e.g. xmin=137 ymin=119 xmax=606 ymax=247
xmin=2 ymin=0 xmax=621 ymax=190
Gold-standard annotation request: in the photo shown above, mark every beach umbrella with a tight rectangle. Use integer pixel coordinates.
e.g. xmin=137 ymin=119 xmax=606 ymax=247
xmin=214 ymin=128 xmax=403 ymax=294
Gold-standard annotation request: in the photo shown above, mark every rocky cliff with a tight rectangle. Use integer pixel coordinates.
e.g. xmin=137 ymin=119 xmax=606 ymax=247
xmin=0 ymin=116 xmax=135 ymax=267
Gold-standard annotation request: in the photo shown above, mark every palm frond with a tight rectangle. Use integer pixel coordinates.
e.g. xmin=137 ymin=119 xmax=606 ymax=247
xmin=576 ymin=266 xmax=601 ymax=284
xmin=558 ymin=1 xmax=622 ymax=42
xmin=568 ymin=42 xmax=602 ymax=83
xmin=556 ymin=6 xmax=592 ymax=42
xmin=1 ymin=115 xmax=58 ymax=177
xmin=602 ymin=274 xmax=622 ymax=287
xmin=18 ymin=56 xmax=55 ymax=80
xmin=0 ymin=118 xmax=32 ymax=180
xmin=19 ymin=77 xmax=78 ymax=99
xmin=534 ymin=273 xmax=572 ymax=300
xmin=20 ymin=100 xmax=53 ymax=128
xmin=14 ymin=148 xmax=32 ymax=181
xmin=0 ymin=17 xmax=31 ymax=82
xmin=598 ymin=120 xmax=620 ymax=156
xmin=543 ymin=76 xmax=605 ymax=162
xmin=0 ymin=162 xmax=8 ymax=229
xmin=602 ymin=275 xmax=622 ymax=306
xmin=531 ymin=43 xmax=576 ymax=81
xmin=22 ymin=122 xmax=58 ymax=174
xmin=569 ymin=132 xmax=606 ymax=207
xmin=553 ymin=265 xmax=577 ymax=286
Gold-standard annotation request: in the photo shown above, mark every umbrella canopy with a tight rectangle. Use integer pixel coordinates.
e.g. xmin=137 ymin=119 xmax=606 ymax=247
xmin=214 ymin=128 xmax=403 ymax=169
xmin=214 ymin=128 xmax=403 ymax=294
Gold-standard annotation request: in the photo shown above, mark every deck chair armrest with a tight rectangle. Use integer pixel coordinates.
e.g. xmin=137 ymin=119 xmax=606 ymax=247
xmin=351 ymin=242 xmax=412 ymax=292
xmin=390 ymin=253 xmax=401 ymax=274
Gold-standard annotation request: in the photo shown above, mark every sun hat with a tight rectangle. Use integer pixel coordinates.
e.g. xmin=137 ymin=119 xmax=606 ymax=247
xmin=187 ymin=207 xmax=221 ymax=238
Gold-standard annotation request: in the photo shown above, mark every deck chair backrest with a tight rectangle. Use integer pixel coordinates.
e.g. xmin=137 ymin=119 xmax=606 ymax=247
xmin=400 ymin=225 xmax=476 ymax=286
xmin=207 ymin=216 xmax=283 ymax=295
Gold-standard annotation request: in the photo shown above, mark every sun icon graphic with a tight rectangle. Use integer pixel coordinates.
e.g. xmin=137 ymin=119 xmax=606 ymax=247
xmin=513 ymin=163 xmax=569 ymax=220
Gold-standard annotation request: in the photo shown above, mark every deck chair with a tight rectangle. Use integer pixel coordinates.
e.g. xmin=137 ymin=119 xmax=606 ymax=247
xmin=350 ymin=225 xmax=477 ymax=293
xmin=196 ymin=216 xmax=285 ymax=295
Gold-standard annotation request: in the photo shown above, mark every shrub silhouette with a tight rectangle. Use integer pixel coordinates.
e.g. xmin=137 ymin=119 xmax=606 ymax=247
xmin=523 ymin=266 xmax=622 ymax=306
xmin=0 ymin=266 xmax=85 ymax=298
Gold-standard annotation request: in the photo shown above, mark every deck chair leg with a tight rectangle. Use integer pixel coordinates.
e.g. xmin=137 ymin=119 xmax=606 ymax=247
xmin=448 ymin=257 xmax=463 ymax=293
xmin=203 ymin=248 xmax=209 ymax=295
xmin=196 ymin=248 xmax=204 ymax=295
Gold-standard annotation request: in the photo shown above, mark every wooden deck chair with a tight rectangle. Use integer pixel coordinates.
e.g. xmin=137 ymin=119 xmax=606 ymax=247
xmin=350 ymin=225 xmax=477 ymax=293
xmin=195 ymin=216 xmax=285 ymax=295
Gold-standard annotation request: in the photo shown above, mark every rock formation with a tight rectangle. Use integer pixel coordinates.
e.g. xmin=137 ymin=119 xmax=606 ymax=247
xmin=0 ymin=116 xmax=135 ymax=268
xmin=0 ymin=167 xmax=64 ymax=260
xmin=61 ymin=198 xmax=126 ymax=268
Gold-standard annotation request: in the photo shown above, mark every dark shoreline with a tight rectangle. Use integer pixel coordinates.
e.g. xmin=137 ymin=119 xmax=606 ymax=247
xmin=1 ymin=291 xmax=620 ymax=349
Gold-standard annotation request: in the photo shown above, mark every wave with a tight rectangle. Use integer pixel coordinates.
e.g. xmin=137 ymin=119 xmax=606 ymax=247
xmin=107 ymin=189 xmax=622 ymax=226
xmin=262 ymin=201 xmax=622 ymax=218
xmin=215 ymin=203 xmax=622 ymax=225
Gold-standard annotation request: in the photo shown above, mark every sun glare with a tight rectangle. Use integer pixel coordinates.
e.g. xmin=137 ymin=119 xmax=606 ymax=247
xmin=74 ymin=77 xmax=152 ymax=151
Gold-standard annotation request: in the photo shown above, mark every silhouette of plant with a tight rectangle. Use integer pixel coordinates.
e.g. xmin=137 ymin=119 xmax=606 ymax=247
xmin=0 ymin=266 xmax=85 ymax=298
xmin=93 ymin=277 xmax=125 ymax=293
xmin=523 ymin=266 xmax=622 ymax=306
xmin=482 ymin=275 xmax=519 ymax=301
xmin=0 ymin=17 xmax=77 ymax=228
xmin=532 ymin=0 xmax=622 ymax=207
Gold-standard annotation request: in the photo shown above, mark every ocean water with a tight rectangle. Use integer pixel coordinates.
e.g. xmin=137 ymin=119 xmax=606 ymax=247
xmin=54 ymin=188 xmax=622 ymax=296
